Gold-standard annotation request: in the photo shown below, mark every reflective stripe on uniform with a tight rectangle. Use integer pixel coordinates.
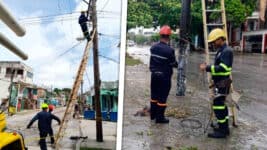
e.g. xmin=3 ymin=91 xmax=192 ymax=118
xmin=211 ymin=65 xmax=231 ymax=76
xmin=219 ymin=63 xmax=232 ymax=71
xmin=151 ymin=99 xmax=158 ymax=103
xmin=157 ymin=103 xmax=167 ymax=107
xmin=217 ymin=116 xmax=229 ymax=123
xmin=151 ymin=54 xmax=168 ymax=60
xmin=213 ymin=105 xmax=226 ymax=110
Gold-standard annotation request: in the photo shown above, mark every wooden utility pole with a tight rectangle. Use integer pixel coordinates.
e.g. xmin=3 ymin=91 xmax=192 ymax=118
xmin=92 ymin=0 xmax=103 ymax=142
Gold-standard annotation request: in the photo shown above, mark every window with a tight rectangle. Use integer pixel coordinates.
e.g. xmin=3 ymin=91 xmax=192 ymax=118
xmin=5 ymin=68 xmax=15 ymax=77
xmin=17 ymin=69 xmax=23 ymax=75
xmin=27 ymin=71 xmax=33 ymax=78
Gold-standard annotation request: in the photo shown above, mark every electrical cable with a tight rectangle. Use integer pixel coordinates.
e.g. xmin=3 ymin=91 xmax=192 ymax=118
xmin=98 ymin=54 xmax=119 ymax=64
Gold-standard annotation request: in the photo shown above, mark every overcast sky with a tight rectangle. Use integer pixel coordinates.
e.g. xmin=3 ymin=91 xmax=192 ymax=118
xmin=0 ymin=0 xmax=121 ymax=90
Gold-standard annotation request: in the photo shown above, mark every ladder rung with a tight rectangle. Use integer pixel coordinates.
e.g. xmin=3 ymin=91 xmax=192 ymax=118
xmin=206 ymin=9 xmax=222 ymax=13
xmin=207 ymin=23 xmax=224 ymax=26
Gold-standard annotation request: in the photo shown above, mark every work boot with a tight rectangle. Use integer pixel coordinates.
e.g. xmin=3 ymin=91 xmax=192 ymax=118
xmin=156 ymin=117 xmax=169 ymax=123
xmin=150 ymin=102 xmax=157 ymax=120
xmin=208 ymin=130 xmax=227 ymax=138
xmin=213 ymin=127 xmax=230 ymax=136
xmin=155 ymin=106 xmax=169 ymax=124
xmin=51 ymin=137 xmax=55 ymax=144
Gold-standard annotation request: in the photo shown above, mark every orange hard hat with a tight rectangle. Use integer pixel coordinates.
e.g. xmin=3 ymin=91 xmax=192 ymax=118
xmin=159 ymin=25 xmax=172 ymax=35
xmin=48 ymin=104 xmax=54 ymax=111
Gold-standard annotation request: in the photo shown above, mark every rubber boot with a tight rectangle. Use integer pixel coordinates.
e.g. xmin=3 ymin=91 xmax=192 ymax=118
xmin=207 ymin=130 xmax=227 ymax=138
xmin=150 ymin=102 xmax=157 ymax=120
xmin=208 ymin=121 xmax=229 ymax=138
xmin=156 ymin=106 xmax=169 ymax=124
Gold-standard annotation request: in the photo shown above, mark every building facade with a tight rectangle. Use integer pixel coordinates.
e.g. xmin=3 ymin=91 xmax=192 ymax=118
xmin=0 ymin=61 xmax=35 ymax=112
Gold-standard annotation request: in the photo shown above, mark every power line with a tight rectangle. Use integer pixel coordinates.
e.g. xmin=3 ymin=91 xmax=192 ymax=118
xmin=98 ymin=54 xmax=119 ymax=64
xmin=18 ymin=10 xmax=119 ymax=20
xmin=33 ymin=41 xmax=84 ymax=70
xmin=57 ymin=42 xmax=83 ymax=58
xmin=100 ymin=0 xmax=110 ymax=12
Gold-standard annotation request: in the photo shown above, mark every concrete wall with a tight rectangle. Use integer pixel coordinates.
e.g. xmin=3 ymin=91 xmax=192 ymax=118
xmin=0 ymin=61 xmax=34 ymax=104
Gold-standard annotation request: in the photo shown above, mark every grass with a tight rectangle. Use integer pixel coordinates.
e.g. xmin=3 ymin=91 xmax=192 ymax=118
xmin=125 ymin=53 xmax=142 ymax=66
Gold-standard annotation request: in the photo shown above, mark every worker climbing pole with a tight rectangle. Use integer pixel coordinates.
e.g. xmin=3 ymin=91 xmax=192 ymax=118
xmin=176 ymin=0 xmax=191 ymax=96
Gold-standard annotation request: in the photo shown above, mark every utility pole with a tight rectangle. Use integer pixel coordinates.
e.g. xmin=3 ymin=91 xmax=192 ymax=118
xmin=176 ymin=0 xmax=191 ymax=96
xmin=92 ymin=0 xmax=103 ymax=142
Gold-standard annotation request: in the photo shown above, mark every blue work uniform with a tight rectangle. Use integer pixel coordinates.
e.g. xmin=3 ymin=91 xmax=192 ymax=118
xmin=79 ymin=13 xmax=91 ymax=41
xmin=149 ymin=41 xmax=177 ymax=121
xmin=27 ymin=110 xmax=61 ymax=150
xmin=206 ymin=43 xmax=233 ymax=133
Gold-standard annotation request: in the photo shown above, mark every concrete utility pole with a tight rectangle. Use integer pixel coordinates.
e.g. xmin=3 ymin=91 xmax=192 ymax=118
xmin=176 ymin=0 xmax=191 ymax=96
xmin=92 ymin=0 xmax=103 ymax=142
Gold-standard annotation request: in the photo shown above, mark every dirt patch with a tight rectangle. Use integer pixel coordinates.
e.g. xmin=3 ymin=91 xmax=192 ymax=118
xmin=165 ymin=107 xmax=191 ymax=119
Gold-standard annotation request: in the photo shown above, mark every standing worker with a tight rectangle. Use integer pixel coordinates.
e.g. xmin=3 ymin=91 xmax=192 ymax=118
xmin=27 ymin=103 xmax=61 ymax=150
xmin=79 ymin=11 xmax=91 ymax=41
xmin=149 ymin=25 xmax=178 ymax=124
xmin=200 ymin=28 xmax=233 ymax=138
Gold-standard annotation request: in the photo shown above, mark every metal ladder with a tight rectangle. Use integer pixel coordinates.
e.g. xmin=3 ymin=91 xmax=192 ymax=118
xmin=201 ymin=0 xmax=239 ymax=127
xmin=54 ymin=31 xmax=95 ymax=149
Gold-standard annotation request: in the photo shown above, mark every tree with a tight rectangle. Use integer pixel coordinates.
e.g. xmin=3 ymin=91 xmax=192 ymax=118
xmin=127 ymin=0 xmax=153 ymax=30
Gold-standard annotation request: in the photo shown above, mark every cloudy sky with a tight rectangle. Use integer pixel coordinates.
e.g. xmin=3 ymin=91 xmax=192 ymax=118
xmin=0 ymin=0 xmax=121 ymax=90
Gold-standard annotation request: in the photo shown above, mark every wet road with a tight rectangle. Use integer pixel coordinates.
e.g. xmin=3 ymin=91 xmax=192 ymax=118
xmin=6 ymin=107 xmax=77 ymax=150
xmin=123 ymin=50 xmax=267 ymax=150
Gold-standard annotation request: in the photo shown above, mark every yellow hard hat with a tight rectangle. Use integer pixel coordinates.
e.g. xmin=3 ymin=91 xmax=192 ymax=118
xmin=208 ymin=28 xmax=226 ymax=43
xmin=41 ymin=103 xmax=48 ymax=109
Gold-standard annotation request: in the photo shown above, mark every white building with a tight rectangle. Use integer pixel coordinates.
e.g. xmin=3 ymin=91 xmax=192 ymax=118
xmin=128 ymin=26 xmax=160 ymax=36
xmin=0 ymin=61 xmax=33 ymax=104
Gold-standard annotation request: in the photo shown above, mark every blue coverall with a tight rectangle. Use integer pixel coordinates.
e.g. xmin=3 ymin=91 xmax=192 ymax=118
xmin=79 ymin=13 xmax=91 ymax=41
xmin=206 ymin=43 xmax=233 ymax=133
xmin=149 ymin=41 xmax=178 ymax=121
xmin=27 ymin=110 xmax=61 ymax=150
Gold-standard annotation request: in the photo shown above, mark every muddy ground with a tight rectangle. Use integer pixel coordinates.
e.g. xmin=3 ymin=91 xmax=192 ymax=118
xmin=122 ymin=48 xmax=267 ymax=150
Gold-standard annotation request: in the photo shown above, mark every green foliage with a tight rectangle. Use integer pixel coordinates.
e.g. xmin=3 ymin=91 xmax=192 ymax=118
xmin=53 ymin=88 xmax=62 ymax=95
xmin=127 ymin=0 xmax=256 ymax=38
xmin=154 ymin=0 xmax=182 ymax=29
xmin=151 ymin=33 xmax=160 ymax=42
xmin=225 ymin=0 xmax=247 ymax=27
xmin=135 ymin=34 xmax=148 ymax=45
xmin=127 ymin=0 xmax=153 ymax=29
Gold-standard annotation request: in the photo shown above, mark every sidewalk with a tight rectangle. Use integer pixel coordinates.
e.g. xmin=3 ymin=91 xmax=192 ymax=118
xmin=79 ymin=120 xmax=117 ymax=149
xmin=58 ymin=119 xmax=117 ymax=150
